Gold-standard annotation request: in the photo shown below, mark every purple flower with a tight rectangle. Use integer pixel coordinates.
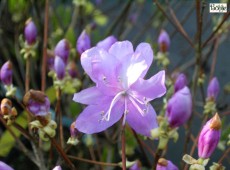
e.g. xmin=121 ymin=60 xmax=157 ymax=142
xmin=52 ymin=165 xmax=62 ymax=170
xmin=156 ymin=158 xmax=178 ymax=170
xmin=96 ymin=35 xmax=117 ymax=51
xmin=174 ymin=73 xmax=187 ymax=93
xmin=129 ymin=161 xmax=141 ymax=170
xmin=24 ymin=18 xmax=37 ymax=45
xmin=198 ymin=113 xmax=221 ymax=159
xmin=23 ymin=90 xmax=50 ymax=116
xmin=0 ymin=161 xmax=14 ymax=170
xmin=54 ymin=39 xmax=70 ymax=64
xmin=73 ymin=41 xmax=166 ymax=136
xmin=54 ymin=56 xmax=66 ymax=80
xmin=158 ymin=30 xmax=170 ymax=53
xmin=77 ymin=30 xmax=91 ymax=55
xmin=207 ymin=77 xmax=219 ymax=100
xmin=0 ymin=61 xmax=12 ymax=85
xmin=166 ymin=86 xmax=192 ymax=128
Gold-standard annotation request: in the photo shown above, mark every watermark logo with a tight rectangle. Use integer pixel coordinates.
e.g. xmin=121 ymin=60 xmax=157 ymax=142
xmin=209 ymin=3 xmax=227 ymax=13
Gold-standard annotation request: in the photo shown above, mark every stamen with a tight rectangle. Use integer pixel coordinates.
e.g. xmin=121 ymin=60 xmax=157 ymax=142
xmin=122 ymin=98 xmax=128 ymax=126
xmin=102 ymin=91 xmax=124 ymax=121
xmin=128 ymin=96 xmax=146 ymax=116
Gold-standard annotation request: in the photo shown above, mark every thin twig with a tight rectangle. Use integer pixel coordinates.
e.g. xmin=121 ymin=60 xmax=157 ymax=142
xmin=41 ymin=0 xmax=49 ymax=92
xmin=68 ymin=155 xmax=119 ymax=167
xmin=154 ymin=0 xmax=194 ymax=48
xmin=131 ymin=129 xmax=152 ymax=167
xmin=202 ymin=11 xmax=230 ymax=48
xmin=209 ymin=37 xmax=219 ymax=81
xmin=50 ymin=138 xmax=75 ymax=169
xmin=25 ymin=57 xmax=30 ymax=92
xmin=121 ymin=124 xmax=126 ymax=170
xmin=55 ymin=88 xmax=64 ymax=148
xmin=218 ymin=147 xmax=230 ymax=164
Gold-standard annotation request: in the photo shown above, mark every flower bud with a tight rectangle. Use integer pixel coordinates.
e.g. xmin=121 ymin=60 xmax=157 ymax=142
xmin=47 ymin=50 xmax=55 ymax=71
xmin=1 ymin=98 xmax=12 ymax=115
xmin=156 ymin=158 xmax=178 ymax=170
xmin=54 ymin=39 xmax=70 ymax=64
xmin=23 ymin=90 xmax=50 ymax=116
xmin=198 ymin=113 xmax=221 ymax=159
xmin=54 ymin=56 xmax=66 ymax=80
xmin=96 ymin=35 xmax=117 ymax=51
xmin=129 ymin=161 xmax=141 ymax=170
xmin=0 ymin=161 xmax=14 ymax=170
xmin=158 ymin=30 xmax=170 ymax=53
xmin=68 ymin=61 xmax=78 ymax=78
xmin=0 ymin=61 xmax=13 ymax=85
xmin=207 ymin=77 xmax=219 ymax=100
xmin=166 ymin=86 xmax=192 ymax=128
xmin=77 ymin=30 xmax=91 ymax=55
xmin=174 ymin=73 xmax=187 ymax=93
xmin=24 ymin=18 xmax=37 ymax=45
xmin=70 ymin=122 xmax=79 ymax=138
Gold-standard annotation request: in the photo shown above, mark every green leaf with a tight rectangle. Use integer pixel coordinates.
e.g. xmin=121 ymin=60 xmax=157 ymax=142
xmin=0 ymin=111 xmax=27 ymax=157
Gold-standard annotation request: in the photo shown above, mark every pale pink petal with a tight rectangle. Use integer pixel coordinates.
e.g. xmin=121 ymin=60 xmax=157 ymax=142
xmin=135 ymin=43 xmax=154 ymax=78
xmin=73 ymin=87 xmax=111 ymax=105
xmin=130 ymin=70 xmax=166 ymax=101
xmin=126 ymin=100 xmax=158 ymax=137
xmin=108 ymin=41 xmax=134 ymax=62
xmin=75 ymin=100 xmax=124 ymax=134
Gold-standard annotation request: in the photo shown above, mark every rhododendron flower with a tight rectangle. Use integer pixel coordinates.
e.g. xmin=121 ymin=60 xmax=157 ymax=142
xmin=174 ymin=73 xmax=187 ymax=93
xmin=198 ymin=113 xmax=221 ymax=159
xmin=156 ymin=158 xmax=178 ymax=170
xmin=0 ymin=61 xmax=12 ymax=85
xmin=96 ymin=35 xmax=117 ymax=51
xmin=207 ymin=77 xmax=219 ymax=100
xmin=166 ymin=86 xmax=192 ymax=128
xmin=54 ymin=39 xmax=70 ymax=64
xmin=77 ymin=30 xmax=91 ymax=55
xmin=24 ymin=18 xmax=37 ymax=45
xmin=54 ymin=56 xmax=66 ymax=80
xmin=23 ymin=90 xmax=50 ymax=116
xmin=158 ymin=30 xmax=170 ymax=53
xmin=73 ymin=41 xmax=166 ymax=136
xmin=0 ymin=161 xmax=14 ymax=170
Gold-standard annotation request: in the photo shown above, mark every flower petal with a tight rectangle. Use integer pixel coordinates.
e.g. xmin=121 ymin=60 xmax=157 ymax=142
xmin=81 ymin=47 xmax=122 ymax=94
xmin=108 ymin=41 xmax=134 ymax=62
xmin=75 ymin=100 xmax=124 ymax=134
xmin=130 ymin=70 xmax=166 ymax=101
xmin=73 ymin=87 xmax=111 ymax=105
xmin=134 ymin=43 xmax=153 ymax=78
xmin=126 ymin=101 xmax=158 ymax=137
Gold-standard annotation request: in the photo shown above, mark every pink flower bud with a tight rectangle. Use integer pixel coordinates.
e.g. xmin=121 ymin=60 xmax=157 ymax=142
xmin=158 ymin=30 xmax=170 ymax=53
xmin=77 ymin=30 xmax=91 ymax=55
xmin=207 ymin=77 xmax=219 ymax=100
xmin=174 ymin=73 xmax=187 ymax=93
xmin=156 ymin=158 xmax=178 ymax=170
xmin=54 ymin=56 xmax=66 ymax=80
xmin=0 ymin=61 xmax=12 ymax=85
xmin=0 ymin=161 xmax=14 ymax=170
xmin=54 ymin=39 xmax=70 ymax=64
xmin=166 ymin=86 xmax=192 ymax=128
xmin=24 ymin=18 xmax=37 ymax=45
xmin=23 ymin=90 xmax=50 ymax=116
xmin=198 ymin=113 xmax=221 ymax=159
xmin=96 ymin=35 xmax=117 ymax=51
